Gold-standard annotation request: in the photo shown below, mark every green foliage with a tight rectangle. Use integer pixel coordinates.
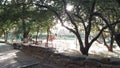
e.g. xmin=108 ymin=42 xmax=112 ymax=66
xmin=0 ymin=0 xmax=55 ymax=35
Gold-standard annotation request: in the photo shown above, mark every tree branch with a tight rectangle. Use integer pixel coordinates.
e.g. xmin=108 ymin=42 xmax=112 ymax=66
xmin=74 ymin=14 xmax=87 ymax=31
xmin=62 ymin=0 xmax=79 ymax=33
xmin=93 ymin=12 xmax=120 ymax=47
xmin=85 ymin=0 xmax=96 ymax=46
xmin=35 ymin=3 xmax=77 ymax=37
xmin=90 ymin=20 xmax=120 ymax=45
xmin=62 ymin=0 xmax=84 ymax=47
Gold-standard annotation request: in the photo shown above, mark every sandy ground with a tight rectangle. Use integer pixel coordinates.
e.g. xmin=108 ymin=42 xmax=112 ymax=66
xmin=27 ymin=39 xmax=120 ymax=58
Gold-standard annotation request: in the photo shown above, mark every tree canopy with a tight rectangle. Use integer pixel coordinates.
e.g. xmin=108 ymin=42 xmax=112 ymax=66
xmin=0 ymin=0 xmax=120 ymax=55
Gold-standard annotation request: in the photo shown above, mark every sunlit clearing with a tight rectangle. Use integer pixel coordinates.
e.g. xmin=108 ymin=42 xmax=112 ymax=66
xmin=66 ymin=4 xmax=74 ymax=11
xmin=0 ymin=52 xmax=17 ymax=62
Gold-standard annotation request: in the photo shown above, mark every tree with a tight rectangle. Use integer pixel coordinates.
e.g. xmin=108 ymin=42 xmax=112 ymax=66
xmin=96 ymin=0 xmax=120 ymax=49
xmin=0 ymin=0 xmax=55 ymax=43
xmin=35 ymin=0 xmax=120 ymax=55
xmin=30 ymin=10 xmax=55 ymax=44
xmin=0 ymin=0 xmax=18 ymax=42
xmin=93 ymin=1 xmax=120 ymax=51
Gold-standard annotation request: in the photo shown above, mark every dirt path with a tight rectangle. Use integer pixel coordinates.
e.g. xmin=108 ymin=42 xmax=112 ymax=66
xmin=0 ymin=43 xmax=59 ymax=68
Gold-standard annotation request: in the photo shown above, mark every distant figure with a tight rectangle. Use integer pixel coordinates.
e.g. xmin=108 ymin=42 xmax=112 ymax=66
xmin=48 ymin=35 xmax=55 ymax=42
xmin=29 ymin=35 xmax=32 ymax=41
xmin=48 ymin=35 xmax=56 ymax=48
xmin=29 ymin=35 xmax=35 ymax=43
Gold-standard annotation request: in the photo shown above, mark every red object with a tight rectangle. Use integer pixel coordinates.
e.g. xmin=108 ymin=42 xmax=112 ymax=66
xmin=48 ymin=36 xmax=55 ymax=42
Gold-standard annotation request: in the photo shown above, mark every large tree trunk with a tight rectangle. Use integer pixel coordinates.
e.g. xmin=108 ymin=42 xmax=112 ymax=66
xmin=80 ymin=47 xmax=89 ymax=56
xmin=76 ymin=33 xmax=90 ymax=56
xmin=35 ymin=27 xmax=39 ymax=44
xmin=23 ymin=31 xmax=29 ymax=43
xmin=45 ymin=27 xmax=50 ymax=47
xmin=4 ymin=31 xmax=8 ymax=43
xmin=22 ymin=18 xmax=29 ymax=43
